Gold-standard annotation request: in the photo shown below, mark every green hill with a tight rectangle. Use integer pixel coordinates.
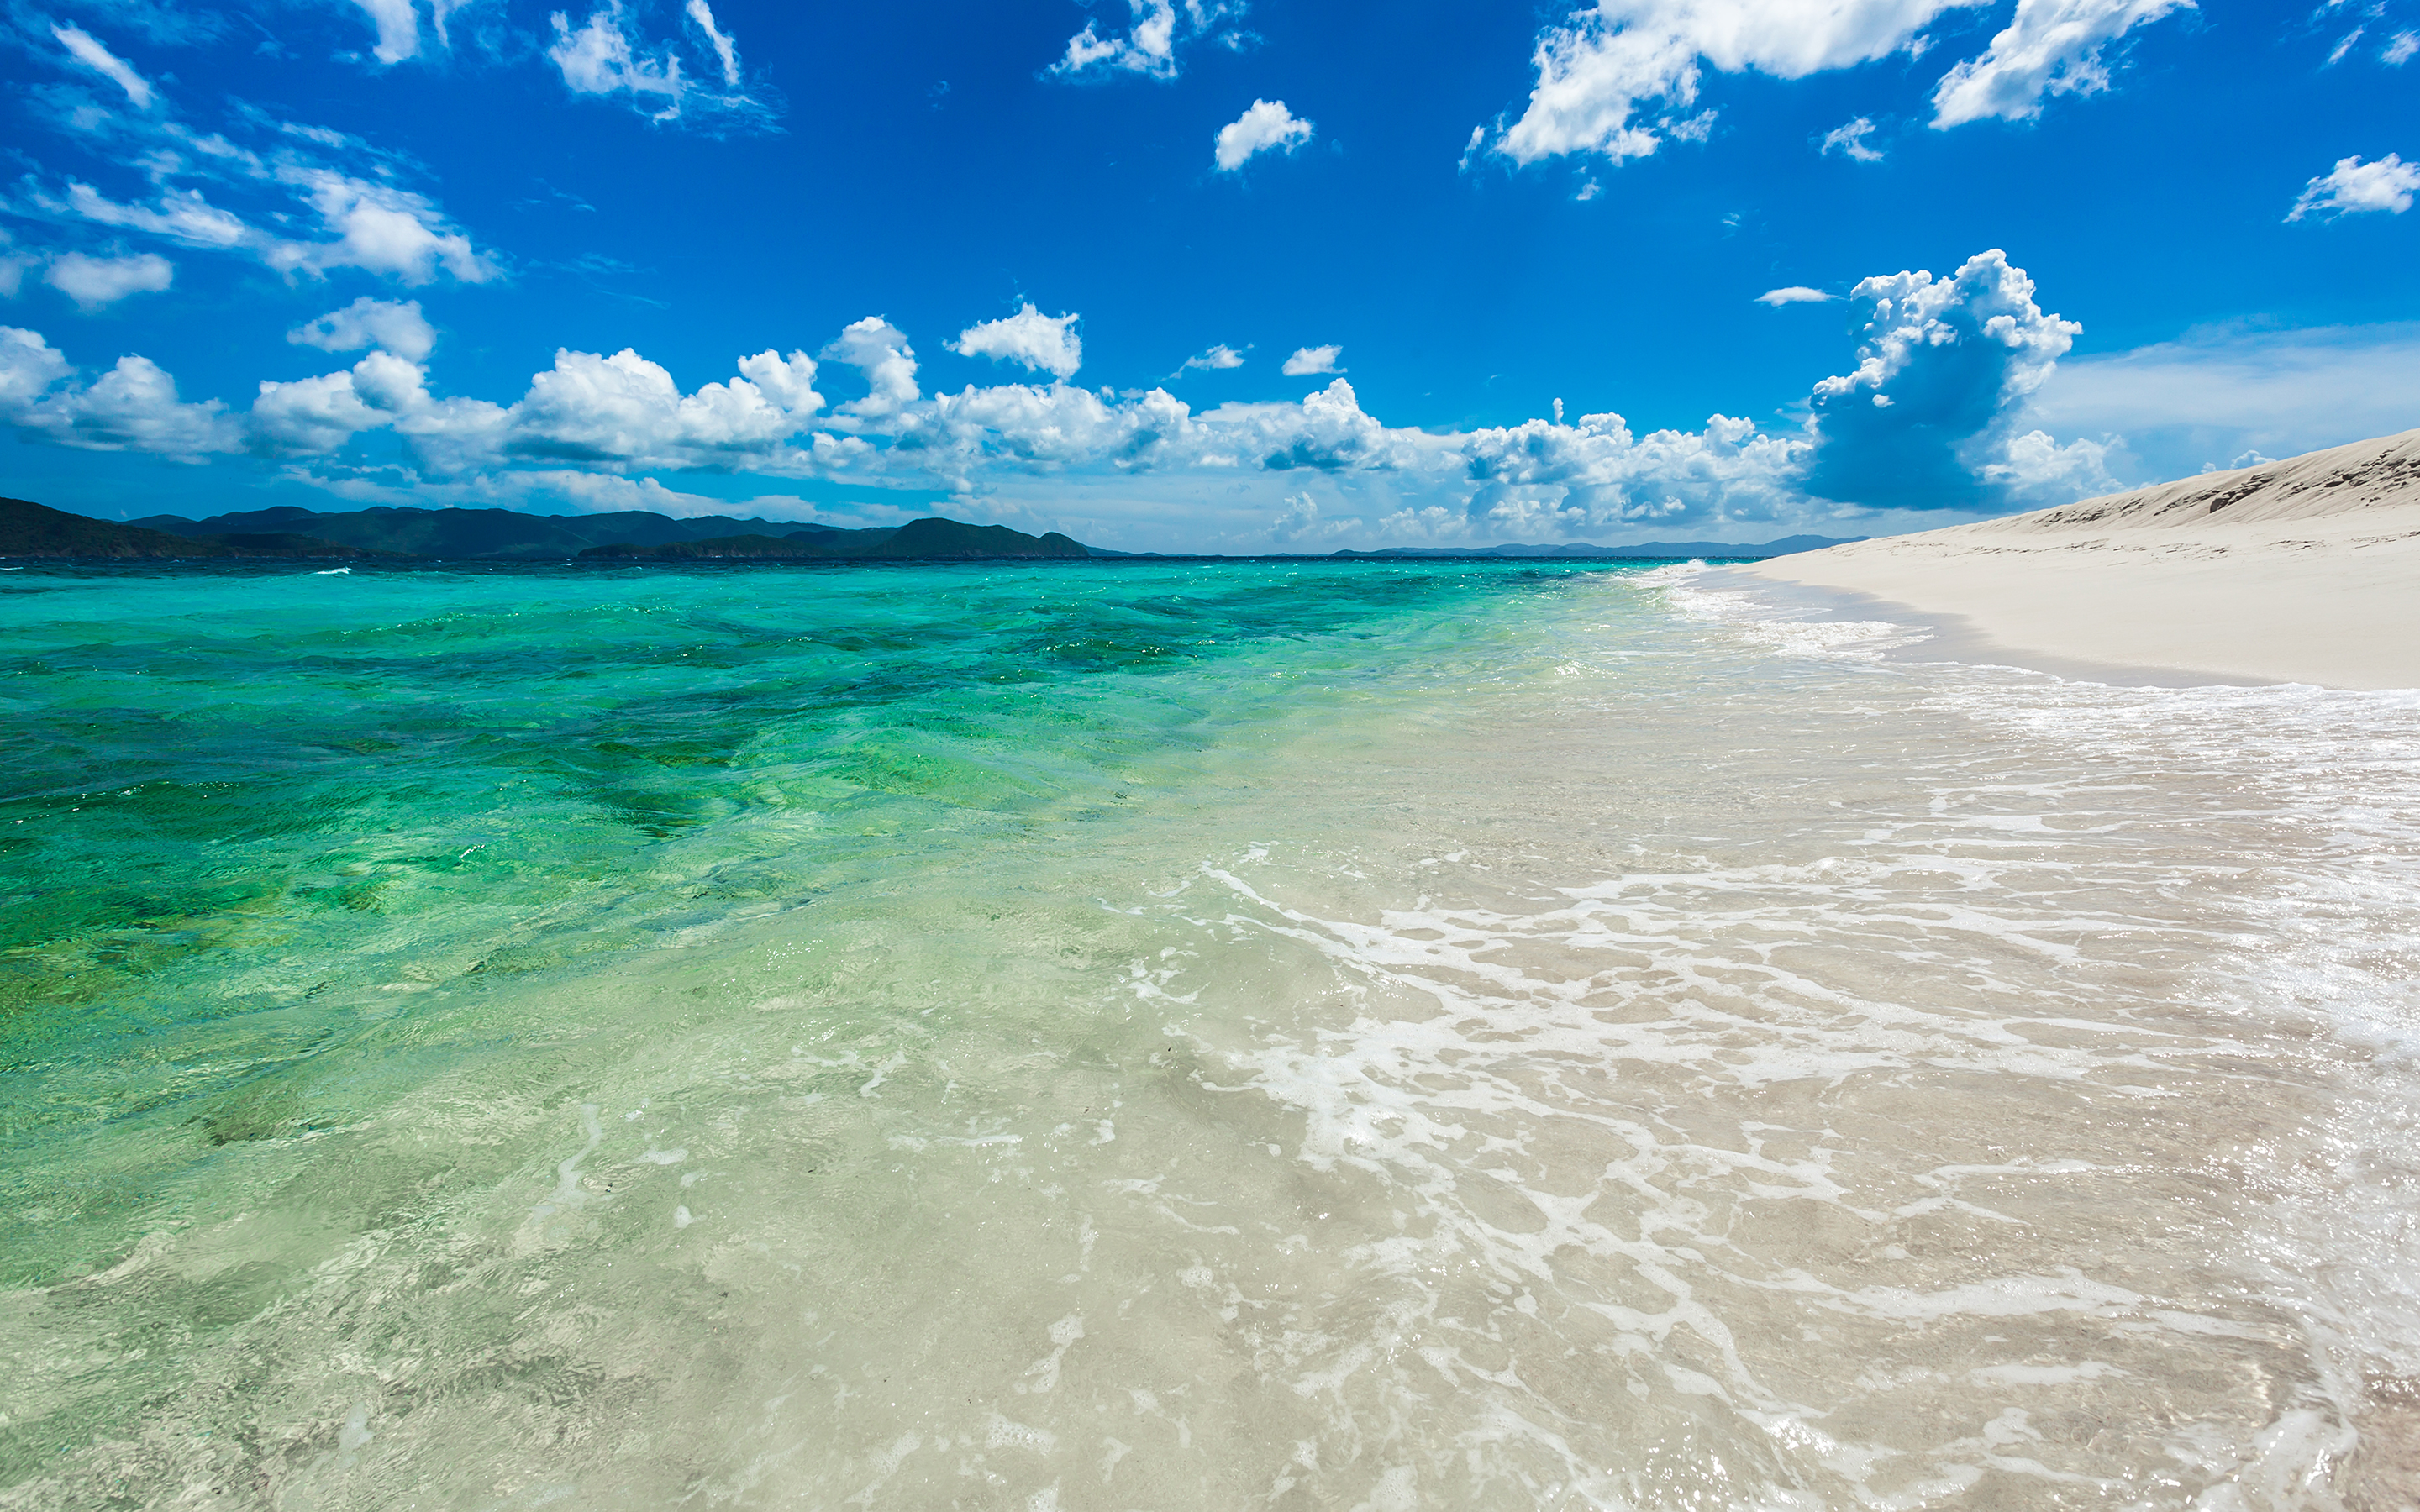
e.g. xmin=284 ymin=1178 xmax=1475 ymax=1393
xmin=0 ymin=498 xmax=378 ymax=560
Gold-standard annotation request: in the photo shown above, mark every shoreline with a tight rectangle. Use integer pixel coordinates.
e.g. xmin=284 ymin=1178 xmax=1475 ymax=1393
xmin=1696 ymin=568 xmax=2291 ymax=687
xmin=1735 ymin=428 xmax=2420 ymax=691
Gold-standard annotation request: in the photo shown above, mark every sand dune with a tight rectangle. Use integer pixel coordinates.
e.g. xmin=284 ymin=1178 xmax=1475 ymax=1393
xmin=1742 ymin=428 xmax=2420 ymax=689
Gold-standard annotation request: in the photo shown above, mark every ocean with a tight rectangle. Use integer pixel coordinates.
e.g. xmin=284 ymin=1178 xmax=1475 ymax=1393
xmin=4 ymin=558 xmax=2417 ymax=1509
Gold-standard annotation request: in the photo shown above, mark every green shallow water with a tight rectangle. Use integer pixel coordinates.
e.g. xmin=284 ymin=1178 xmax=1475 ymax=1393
xmin=6 ymin=559 xmax=2420 ymax=1509
xmin=3 ymin=560 xmax=1591 ymax=1253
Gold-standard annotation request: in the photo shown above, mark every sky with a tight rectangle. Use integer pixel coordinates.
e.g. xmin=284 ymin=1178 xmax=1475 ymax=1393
xmin=1 ymin=0 xmax=2415 ymax=551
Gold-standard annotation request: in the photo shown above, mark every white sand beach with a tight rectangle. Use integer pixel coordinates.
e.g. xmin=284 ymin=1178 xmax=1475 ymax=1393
xmin=1742 ymin=428 xmax=2420 ymax=690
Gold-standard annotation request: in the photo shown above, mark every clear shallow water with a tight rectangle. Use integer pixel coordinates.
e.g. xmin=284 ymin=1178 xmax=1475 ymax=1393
xmin=4 ymin=559 xmax=2418 ymax=1509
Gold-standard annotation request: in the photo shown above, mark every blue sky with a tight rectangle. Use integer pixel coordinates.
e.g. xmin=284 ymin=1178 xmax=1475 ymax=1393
xmin=2 ymin=0 xmax=2415 ymax=550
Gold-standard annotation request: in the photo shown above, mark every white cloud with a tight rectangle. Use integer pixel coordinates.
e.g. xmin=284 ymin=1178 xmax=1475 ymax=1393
xmin=550 ymin=3 xmax=686 ymax=117
xmin=823 ymin=317 xmax=921 ymax=419
xmin=289 ymin=297 xmax=437 ymax=361
xmin=1055 ymin=0 xmax=1178 ymax=78
xmin=503 ymin=347 xmax=804 ymax=464
xmin=272 ymin=171 xmax=499 ymax=284
xmin=1755 ymin=286 xmax=1833 ymax=305
xmin=1049 ymin=0 xmax=1246 ymax=81
xmin=1494 ymin=0 xmax=1980 ymax=166
xmin=683 ymin=0 xmax=741 ymax=85
xmin=1214 ymin=99 xmax=1313 ymax=171
xmin=225 ymin=341 xmax=829 ymax=471
xmin=2389 ymin=30 xmax=2418 ymax=65
xmin=1181 ymin=344 xmax=1246 ymax=372
xmin=53 ymin=24 xmax=155 ymax=110
xmin=1930 ymin=0 xmax=2190 ymax=128
xmin=61 ymin=172 xmax=496 ymax=286
xmin=0 ymin=326 xmax=238 ymax=458
xmin=950 ymin=304 xmax=1083 ymax=380
xmin=2288 ymin=153 xmax=2420 ymax=220
xmin=251 ymin=360 xmax=392 ymax=456
xmin=65 ymin=183 xmax=253 ymax=249
xmin=1821 ymin=117 xmax=1883 ymax=160
xmin=1281 ymin=344 xmax=1342 ymax=376
xmin=45 ymin=251 xmax=175 ymax=310
xmin=0 ymin=259 xmax=2139 ymax=546
xmin=1802 ymin=248 xmax=2082 ymax=510
xmin=735 ymin=349 xmax=823 ymax=414
xmin=1980 ymin=428 xmax=2118 ymax=501
xmin=1459 ymin=408 xmax=1810 ymax=535
xmin=350 ymin=0 xmax=422 ymax=64
xmin=2023 ymin=321 xmax=2420 ymax=480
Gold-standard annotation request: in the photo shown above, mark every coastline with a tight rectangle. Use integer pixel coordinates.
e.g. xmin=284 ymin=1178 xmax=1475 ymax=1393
xmin=1735 ymin=428 xmax=2420 ymax=691
xmin=1696 ymin=568 xmax=2291 ymax=687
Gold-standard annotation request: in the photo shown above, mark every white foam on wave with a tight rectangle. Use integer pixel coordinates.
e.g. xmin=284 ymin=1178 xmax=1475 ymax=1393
xmin=1131 ymin=602 xmax=2420 ymax=1504
xmin=1626 ymin=560 xmax=1930 ymax=662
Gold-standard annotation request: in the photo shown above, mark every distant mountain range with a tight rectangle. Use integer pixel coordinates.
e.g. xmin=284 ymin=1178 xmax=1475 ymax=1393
xmin=0 ymin=500 xmax=1092 ymax=562
xmin=121 ymin=503 xmax=1090 ymax=561
xmin=0 ymin=497 xmax=399 ymax=560
xmin=2 ymin=496 xmax=1858 ymax=563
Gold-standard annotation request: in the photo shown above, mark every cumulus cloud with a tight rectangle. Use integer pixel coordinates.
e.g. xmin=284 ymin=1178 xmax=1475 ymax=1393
xmin=1756 ymin=286 xmax=1833 ymax=305
xmin=950 ymin=304 xmax=1083 ymax=380
xmin=289 ymin=297 xmax=437 ymax=361
xmin=1049 ymin=0 xmax=1247 ymax=81
xmin=45 ymin=251 xmax=174 ymax=310
xmin=2287 ymin=153 xmax=2420 ymax=220
xmin=1181 ymin=344 xmax=1247 ymax=372
xmin=0 ymin=254 xmax=2124 ymax=544
xmin=823 ymin=318 xmax=922 ymax=419
xmin=53 ymin=24 xmax=154 ymax=109
xmin=735 ymin=349 xmax=823 ymax=414
xmin=1281 ymin=344 xmax=1343 ymax=376
xmin=1802 ymin=248 xmax=2081 ymax=511
xmin=251 ymin=360 xmax=393 ymax=457
xmin=0 ymin=326 xmax=238 ymax=458
xmin=1214 ymin=99 xmax=1313 ymax=171
xmin=1821 ymin=117 xmax=1883 ymax=160
xmin=1930 ymin=0 xmax=2190 ymax=127
xmin=1494 ymin=0 xmax=1977 ymax=166
xmin=234 ymin=340 xmax=826 ymax=470
xmin=1459 ymin=408 xmax=1809 ymax=535
xmin=1981 ymin=426 xmax=2118 ymax=501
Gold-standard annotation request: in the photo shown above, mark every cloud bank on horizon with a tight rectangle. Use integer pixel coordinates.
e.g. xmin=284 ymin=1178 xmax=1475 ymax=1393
xmin=0 ymin=248 xmax=2114 ymax=542
xmin=0 ymin=0 xmax=2412 ymax=550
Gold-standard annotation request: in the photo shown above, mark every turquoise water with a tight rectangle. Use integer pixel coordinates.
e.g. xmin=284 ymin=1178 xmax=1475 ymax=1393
xmin=6 ymin=559 xmax=2420 ymax=1508
xmin=4 ymin=560 xmax=1586 ymax=1269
